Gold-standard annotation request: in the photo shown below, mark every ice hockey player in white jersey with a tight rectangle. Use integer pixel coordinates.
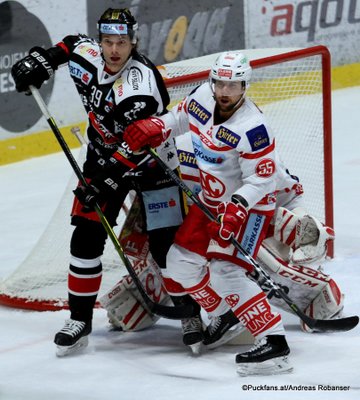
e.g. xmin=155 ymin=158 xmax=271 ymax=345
xmin=175 ymin=133 xmax=341 ymax=334
xmin=124 ymin=51 xmax=294 ymax=376
xmin=99 ymin=160 xmax=341 ymax=338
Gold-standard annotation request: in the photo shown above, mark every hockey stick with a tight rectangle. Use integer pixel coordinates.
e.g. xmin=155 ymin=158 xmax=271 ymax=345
xmin=70 ymin=126 xmax=132 ymax=215
xmin=148 ymin=147 xmax=359 ymax=332
xmin=29 ymin=86 xmax=196 ymax=320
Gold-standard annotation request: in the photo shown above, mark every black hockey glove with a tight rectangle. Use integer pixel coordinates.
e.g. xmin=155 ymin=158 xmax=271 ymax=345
xmin=73 ymin=184 xmax=102 ymax=212
xmin=11 ymin=47 xmax=57 ymax=93
xmin=73 ymin=173 xmax=120 ymax=212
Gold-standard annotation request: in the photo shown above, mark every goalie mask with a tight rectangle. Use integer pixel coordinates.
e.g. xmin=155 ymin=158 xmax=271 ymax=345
xmin=97 ymin=8 xmax=139 ymax=44
xmin=209 ymin=51 xmax=252 ymax=97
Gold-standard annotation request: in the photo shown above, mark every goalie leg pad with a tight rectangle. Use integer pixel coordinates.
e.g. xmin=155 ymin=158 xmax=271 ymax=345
xmin=256 ymin=244 xmax=344 ymax=332
xmin=301 ymin=278 xmax=344 ymax=333
xmin=99 ymin=257 xmax=169 ymax=331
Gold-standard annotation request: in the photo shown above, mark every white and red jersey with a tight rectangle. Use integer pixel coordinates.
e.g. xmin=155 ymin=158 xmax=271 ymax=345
xmin=162 ymin=83 xmax=277 ymax=211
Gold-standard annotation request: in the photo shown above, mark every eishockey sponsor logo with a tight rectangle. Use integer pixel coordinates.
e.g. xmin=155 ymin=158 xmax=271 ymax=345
xmin=177 ymin=149 xmax=197 ymax=169
xmin=99 ymin=23 xmax=128 ymax=35
xmin=218 ymin=68 xmax=232 ymax=78
xmin=188 ymin=99 xmax=211 ymax=124
xmin=69 ymin=61 xmax=93 ymax=85
xmin=242 ymin=213 xmax=264 ymax=254
xmin=127 ymin=66 xmax=143 ymax=90
xmin=148 ymin=198 xmax=177 ymax=211
xmin=76 ymin=44 xmax=98 ymax=57
xmin=215 ymin=126 xmax=241 ymax=147
xmin=191 ymin=289 xmax=220 ymax=312
xmin=237 ymin=294 xmax=278 ymax=336
xmin=193 ymin=138 xmax=224 ymax=164
xmin=246 ymin=124 xmax=270 ymax=151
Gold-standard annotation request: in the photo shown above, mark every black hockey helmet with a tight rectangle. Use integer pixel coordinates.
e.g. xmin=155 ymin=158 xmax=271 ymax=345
xmin=97 ymin=8 xmax=138 ymax=43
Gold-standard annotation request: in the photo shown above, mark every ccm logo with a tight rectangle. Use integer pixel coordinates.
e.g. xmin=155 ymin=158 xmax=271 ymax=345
xmin=256 ymin=158 xmax=275 ymax=178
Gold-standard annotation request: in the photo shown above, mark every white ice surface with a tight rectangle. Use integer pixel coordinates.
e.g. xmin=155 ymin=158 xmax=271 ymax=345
xmin=0 ymin=87 xmax=360 ymax=400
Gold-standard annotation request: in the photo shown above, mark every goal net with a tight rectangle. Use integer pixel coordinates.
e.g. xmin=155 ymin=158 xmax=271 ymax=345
xmin=0 ymin=46 xmax=333 ymax=311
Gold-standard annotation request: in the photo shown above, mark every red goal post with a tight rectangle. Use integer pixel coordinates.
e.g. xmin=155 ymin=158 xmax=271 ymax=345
xmin=0 ymin=46 xmax=333 ymax=311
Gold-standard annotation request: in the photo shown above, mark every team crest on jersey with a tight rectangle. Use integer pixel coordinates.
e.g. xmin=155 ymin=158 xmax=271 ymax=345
xmin=215 ymin=126 xmax=241 ymax=148
xmin=225 ymin=294 xmax=240 ymax=307
xmin=188 ymin=99 xmax=211 ymax=125
xmin=124 ymin=101 xmax=146 ymax=121
xmin=246 ymin=124 xmax=270 ymax=151
xmin=177 ymin=149 xmax=197 ymax=169
xmin=199 ymin=170 xmax=225 ymax=198
xmin=69 ymin=61 xmax=93 ymax=85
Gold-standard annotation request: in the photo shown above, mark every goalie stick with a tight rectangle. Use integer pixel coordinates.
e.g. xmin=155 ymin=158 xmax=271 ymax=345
xmin=29 ymin=86 xmax=196 ymax=320
xmin=148 ymin=147 xmax=359 ymax=333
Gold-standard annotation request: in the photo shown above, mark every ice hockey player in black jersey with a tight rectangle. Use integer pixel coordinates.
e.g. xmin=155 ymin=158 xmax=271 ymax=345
xmin=11 ymin=8 xmax=199 ymax=356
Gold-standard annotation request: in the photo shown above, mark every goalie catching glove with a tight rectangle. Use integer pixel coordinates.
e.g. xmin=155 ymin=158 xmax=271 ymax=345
xmin=208 ymin=195 xmax=248 ymax=248
xmin=274 ymin=207 xmax=335 ymax=264
xmin=123 ymin=117 xmax=171 ymax=152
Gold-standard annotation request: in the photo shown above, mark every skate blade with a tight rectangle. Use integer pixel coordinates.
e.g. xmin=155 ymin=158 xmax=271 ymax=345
xmin=206 ymin=324 xmax=246 ymax=350
xmin=188 ymin=342 xmax=202 ymax=355
xmin=236 ymin=356 xmax=293 ymax=377
xmin=56 ymin=336 xmax=89 ymax=357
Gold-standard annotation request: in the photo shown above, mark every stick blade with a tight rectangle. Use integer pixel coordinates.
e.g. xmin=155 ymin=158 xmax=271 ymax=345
xmin=310 ymin=315 xmax=359 ymax=333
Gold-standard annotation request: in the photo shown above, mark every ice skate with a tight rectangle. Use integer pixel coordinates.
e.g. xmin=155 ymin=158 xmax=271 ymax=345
xmin=181 ymin=315 xmax=204 ymax=355
xmin=54 ymin=319 xmax=92 ymax=357
xmin=203 ymin=309 xmax=243 ymax=349
xmin=236 ymin=335 xmax=293 ymax=376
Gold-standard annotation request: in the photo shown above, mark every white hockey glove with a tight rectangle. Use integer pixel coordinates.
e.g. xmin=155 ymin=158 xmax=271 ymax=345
xmin=274 ymin=207 xmax=335 ymax=264
xmin=292 ymin=214 xmax=335 ymax=264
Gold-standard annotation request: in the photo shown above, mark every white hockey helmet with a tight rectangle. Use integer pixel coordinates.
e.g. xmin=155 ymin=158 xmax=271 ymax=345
xmin=210 ymin=51 xmax=252 ymax=88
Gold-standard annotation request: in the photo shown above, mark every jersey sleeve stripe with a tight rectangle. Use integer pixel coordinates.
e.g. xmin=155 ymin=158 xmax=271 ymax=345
xmin=240 ymin=139 xmax=275 ymax=159
xmin=112 ymin=151 xmax=138 ymax=169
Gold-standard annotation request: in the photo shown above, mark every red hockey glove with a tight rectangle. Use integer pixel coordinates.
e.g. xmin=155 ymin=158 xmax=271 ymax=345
xmin=123 ymin=117 xmax=170 ymax=152
xmin=208 ymin=198 xmax=248 ymax=247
